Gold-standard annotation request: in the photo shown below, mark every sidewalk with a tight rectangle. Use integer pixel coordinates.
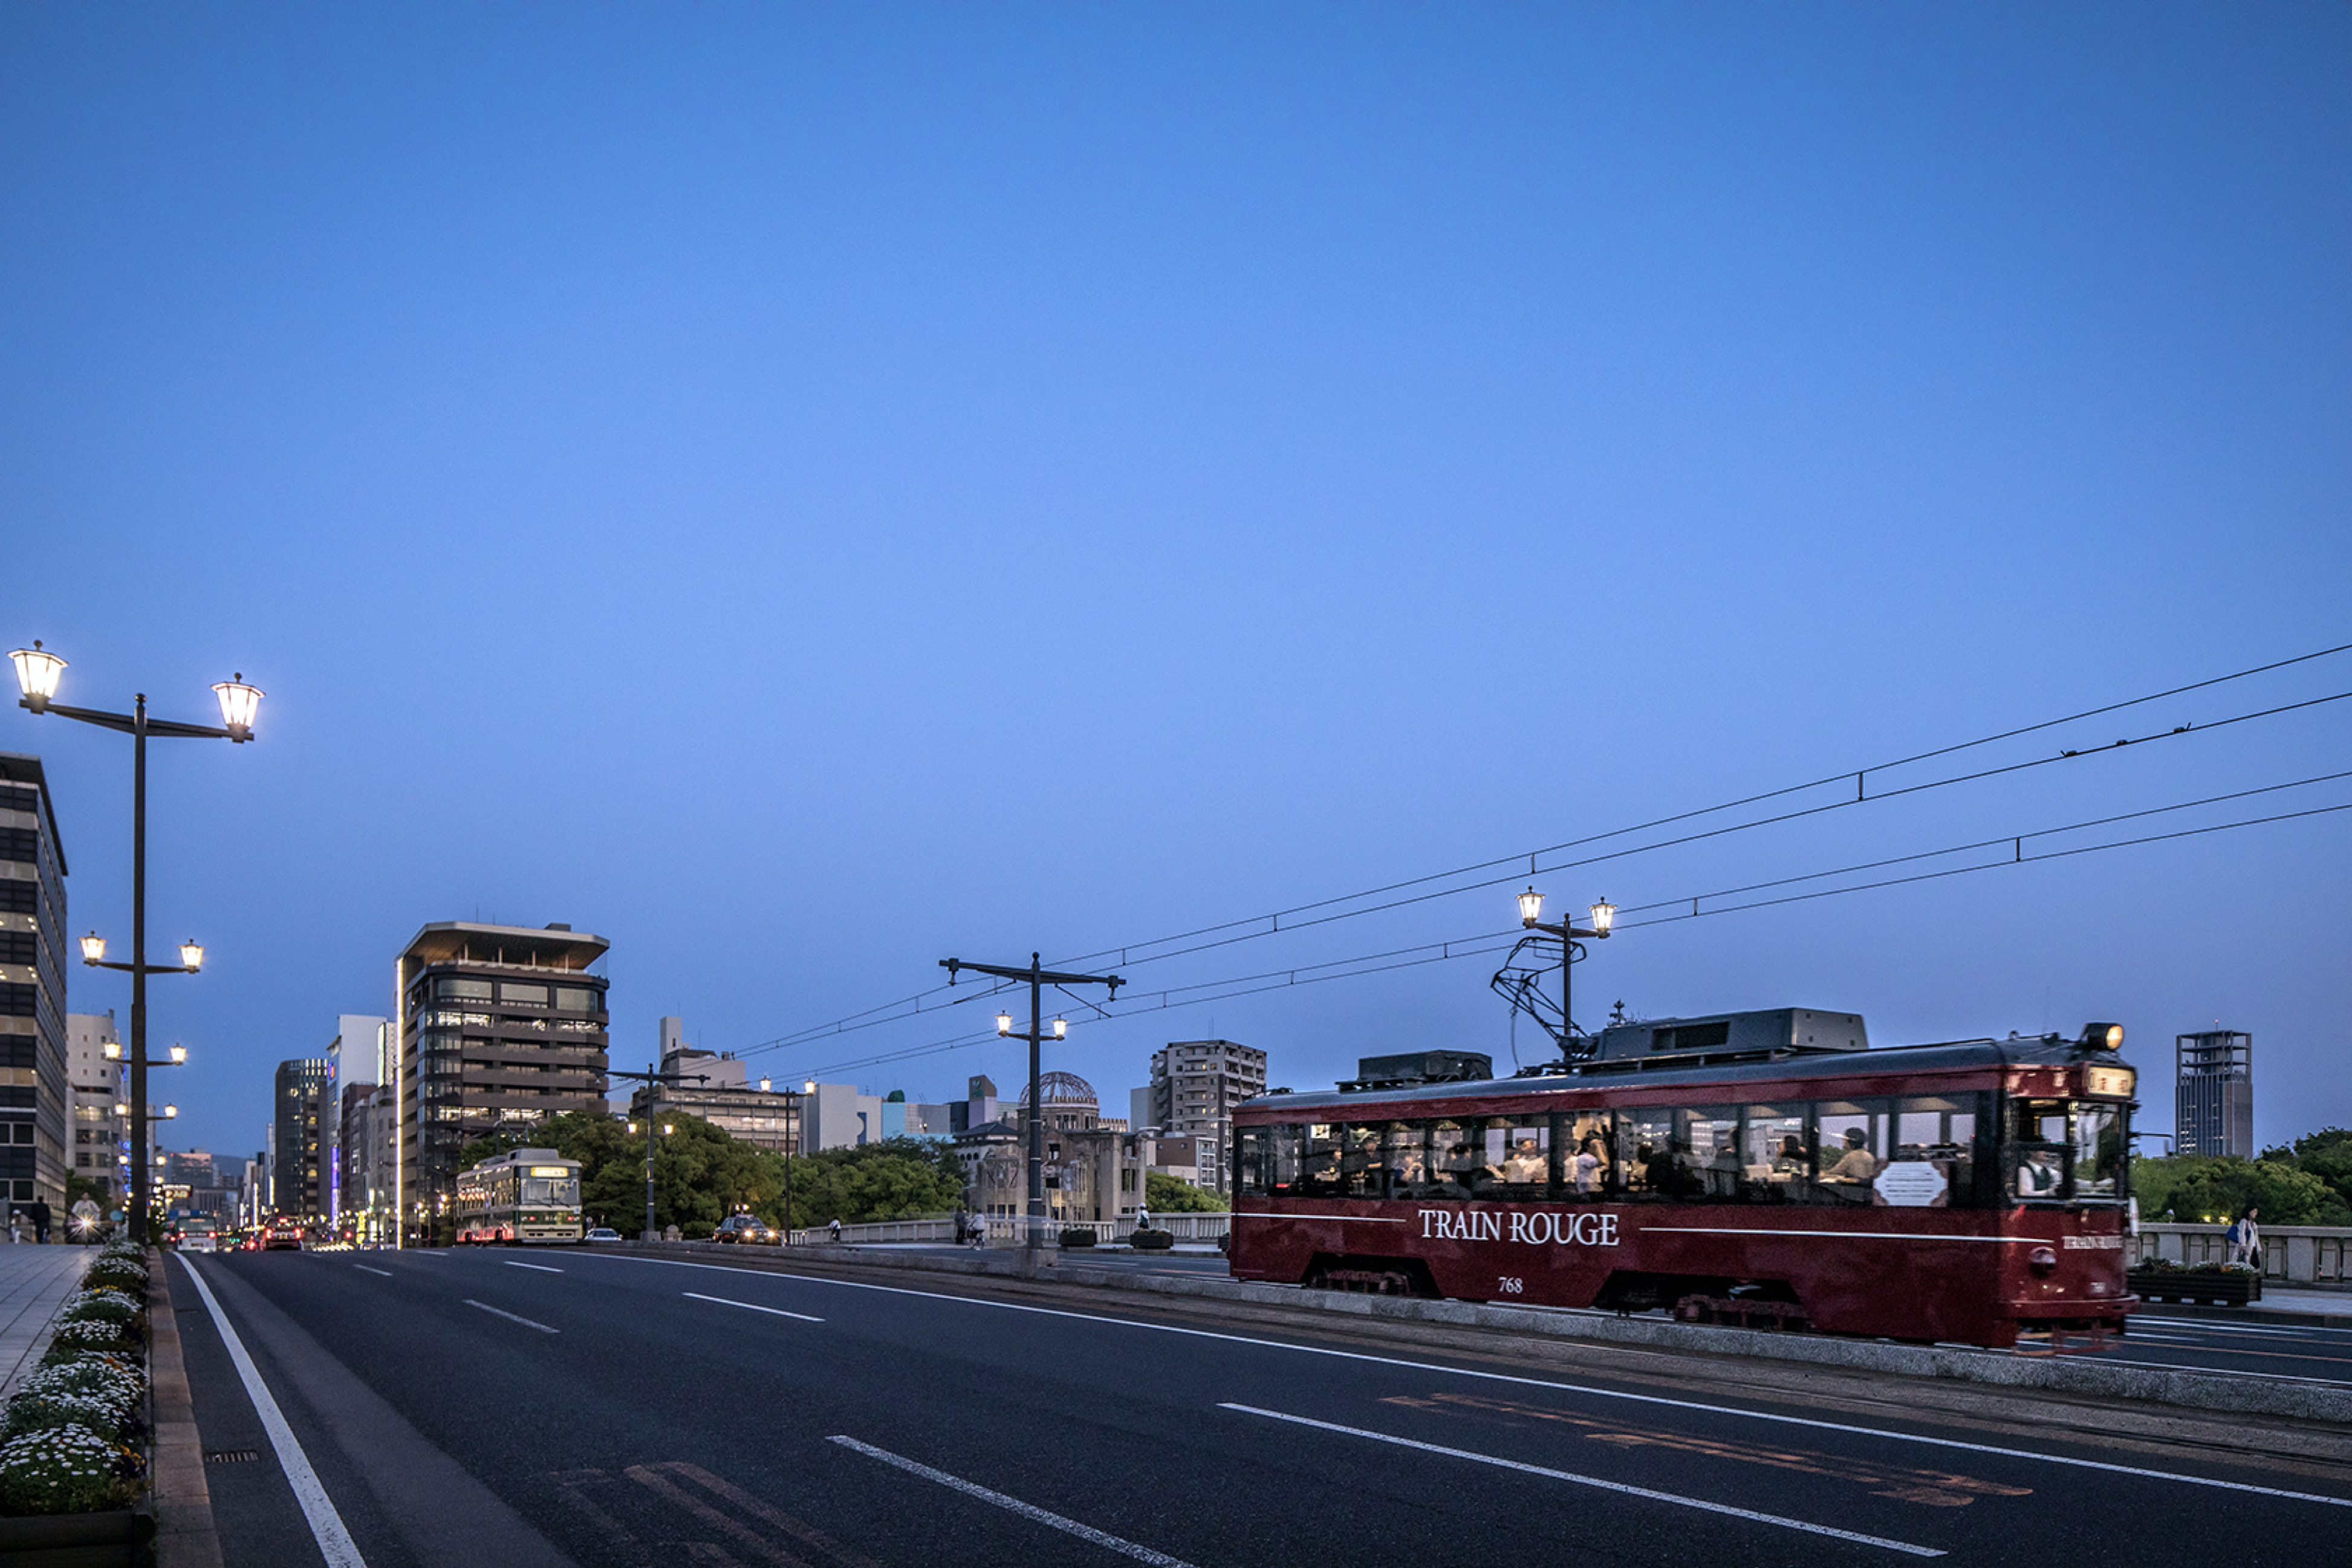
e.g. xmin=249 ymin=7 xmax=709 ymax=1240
xmin=2135 ymin=1284 xmax=2352 ymax=1329
xmin=0 ymin=1243 xmax=97 ymax=1398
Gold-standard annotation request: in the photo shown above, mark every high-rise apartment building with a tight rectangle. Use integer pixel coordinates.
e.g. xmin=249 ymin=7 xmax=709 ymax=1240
xmin=2177 ymin=1029 xmax=2253 ymax=1158
xmin=273 ymin=1058 xmax=333 ymax=1217
xmin=1134 ymin=1039 xmax=1266 ymax=1196
xmin=0 ymin=754 xmax=71 ymax=1214
xmin=397 ymin=921 xmax=609 ymax=1219
xmin=65 ymin=1011 xmax=123 ymax=1201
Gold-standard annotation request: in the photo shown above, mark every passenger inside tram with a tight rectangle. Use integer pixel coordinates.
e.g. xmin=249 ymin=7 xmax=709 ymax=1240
xmin=1575 ymin=1135 xmax=1610 ymax=1194
xmin=1824 ymin=1127 xmax=1880 ymax=1185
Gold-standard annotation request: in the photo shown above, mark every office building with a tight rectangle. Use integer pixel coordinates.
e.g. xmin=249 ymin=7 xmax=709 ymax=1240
xmin=323 ymin=1014 xmax=388 ymax=1223
xmin=65 ymin=1011 xmax=123 ymax=1201
xmin=0 ymin=754 xmax=71 ymax=1214
xmin=1133 ymin=1039 xmax=1266 ymax=1196
xmin=273 ymin=1058 xmax=333 ymax=1217
xmin=629 ymin=1017 xmax=801 ymax=1152
xmin=2177 ymin=1029 xmax=2254 ymax=1158
xmin=397 ymin=921 xmax=610 ymax=1216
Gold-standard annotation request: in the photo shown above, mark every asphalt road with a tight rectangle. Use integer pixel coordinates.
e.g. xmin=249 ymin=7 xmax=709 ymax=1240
xmin=167 ymin=1247 xmax=2352 ymax=1568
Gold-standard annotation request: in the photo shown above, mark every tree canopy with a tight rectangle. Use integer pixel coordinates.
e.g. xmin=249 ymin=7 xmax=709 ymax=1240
xmin=2132 ymin=1150 xmax=2352 ymax=1227
xmin=456 ymin=1113 xmax=966 ymax=1235
xmin=1145 ymin=1171 xmax=1226 ymax=1213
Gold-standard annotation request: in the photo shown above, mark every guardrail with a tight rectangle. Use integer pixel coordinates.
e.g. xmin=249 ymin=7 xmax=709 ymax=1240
xmin=2129 ymin=1222 xmax=2352 ymax=1285
xmin=785 ymin=1212 xmax=1232 ymax=1247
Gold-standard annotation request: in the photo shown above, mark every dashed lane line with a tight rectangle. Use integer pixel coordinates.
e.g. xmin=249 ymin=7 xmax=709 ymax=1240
xmin=179 ymin=1257 xmax=369 ymax=1568
xmin=464 ymin=1300 xmax=559 ymax=1334
xmin=354 ymin=1265 xmax=393 ymax=1278
xmin=829 ymin=1436 xmax=1197 ymax=1566
xmin=1221 ymin=1403 xmax=1943 ymax=1557
xmin=570 ymin=1252 xmax=2352 ymax=1510
xmin=502 ymin=1262 xmax=564 ymax=1274
xmin=682 ymin=1291 xmax=824 ymax=1323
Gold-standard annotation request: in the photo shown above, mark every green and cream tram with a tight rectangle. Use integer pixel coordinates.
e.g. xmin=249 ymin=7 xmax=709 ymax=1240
xmin=455 ymin=1148 xmax=585 ymax=1245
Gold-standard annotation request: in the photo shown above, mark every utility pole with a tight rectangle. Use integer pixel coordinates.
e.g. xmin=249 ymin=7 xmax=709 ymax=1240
xmin=607 ymin=1062 xmax=708 ymax=1239
xmin=940 ymin=953 xmax=1122 ymax=1261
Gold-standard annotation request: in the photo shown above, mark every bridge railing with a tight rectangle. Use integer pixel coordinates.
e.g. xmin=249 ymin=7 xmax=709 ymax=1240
xmin=787 ymin=1211 xmax=1232 ymax=1247
xmin=2130 ymin=1222 xmax=2352 ymax=1285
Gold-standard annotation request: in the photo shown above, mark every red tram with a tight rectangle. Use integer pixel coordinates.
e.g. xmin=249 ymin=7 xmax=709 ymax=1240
xmin=1227 ymin=1008 xmax=2137 ymax=1348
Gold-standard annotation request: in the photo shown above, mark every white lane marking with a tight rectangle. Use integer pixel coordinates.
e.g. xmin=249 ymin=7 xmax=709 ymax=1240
xmin=1222 ymin=1404 xmax=1942 ymax=1557
xmin=502 ymin=1261 xmax=564 ymax=1274
xmin=2138 ymin=1318 xmax=2351 ymax=1339
xmin=683 ymin=1291 xmax=823 ymax=1323
xmin=464 ymin=1299 xmax=559 ymax=1333
xmin=573 ymin=1252 xmax=2352 ymax=1509
xmin=829 ymin=1436 xmax=1197 ymax=1566
xmin=1643 ymin=1227 xmax=2042 ymax=1244
xmin=354 ymin=1265 xmax=394 ymax=1278
xmin=179 ymin=1257 xmax=369 ymax=1568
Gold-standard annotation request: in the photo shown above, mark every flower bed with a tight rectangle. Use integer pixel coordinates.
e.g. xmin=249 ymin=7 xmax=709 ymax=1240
xmin=2126 ymin=1260 xmax=2263 ymax=1306
xmin=0 ymin=1245 xmax=154 ymax=1561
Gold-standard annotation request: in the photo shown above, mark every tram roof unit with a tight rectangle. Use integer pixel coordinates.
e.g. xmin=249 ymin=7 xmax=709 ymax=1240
xmin=1250 ymin=1011 xmax=2129 ymax=1113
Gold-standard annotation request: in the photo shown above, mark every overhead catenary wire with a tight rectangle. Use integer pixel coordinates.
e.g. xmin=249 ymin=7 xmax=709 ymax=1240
xmin=760 ymin=777 xmax=2352 ymax=1081
xmin=727 ymin=644 xmax=2352 ymax=1059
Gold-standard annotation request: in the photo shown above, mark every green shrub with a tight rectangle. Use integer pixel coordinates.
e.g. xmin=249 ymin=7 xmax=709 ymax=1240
xmin=18 ymin=1359 xmax=143 ymax=1430
xmin=0 ymin=1427 xmax=140 ymax=1515
xmin=41 ymin=1320 xmax=137 ymax=1362
xmin=58 ymin=1295 xmax=141 ymax=1332
xmin=1 ymin=1393 xmax=120 ymax=1442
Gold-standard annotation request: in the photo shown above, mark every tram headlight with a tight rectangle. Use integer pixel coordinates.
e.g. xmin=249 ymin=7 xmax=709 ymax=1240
xmin=2079 ymin=1022 xmax=2124 ymax=1052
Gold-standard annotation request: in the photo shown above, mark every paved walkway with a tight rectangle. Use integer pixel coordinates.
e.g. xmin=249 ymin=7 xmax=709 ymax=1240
xmin=0 ymin=1243 xmax=97 ymax=1397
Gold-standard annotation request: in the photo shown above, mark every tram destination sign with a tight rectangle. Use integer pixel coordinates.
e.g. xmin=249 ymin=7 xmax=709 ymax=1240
xmin=1419 ymin=1209 xmax=1622 ymax=1246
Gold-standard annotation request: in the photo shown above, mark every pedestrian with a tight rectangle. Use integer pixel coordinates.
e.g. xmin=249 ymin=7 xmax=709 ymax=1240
xmin=28 ymin=1198 xmax=50 ymax=1245
xmin=827 ymin=1216 xmax=841 ymax=1245
xmin=1136 ymin=1202 xmax=1151 ymax=1233
xmin=2232 ymin=1205 xmax=2263 ymax=1269
xmin=952 ymin=1203 xmax=969 ymax=1245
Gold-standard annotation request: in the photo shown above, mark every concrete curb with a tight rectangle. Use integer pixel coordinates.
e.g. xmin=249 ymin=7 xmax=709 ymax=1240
xmin=148 ymin=1250 xmax=223 ymax=1568
xmin=594 ymin=1239 xmax=2352 ymax=1425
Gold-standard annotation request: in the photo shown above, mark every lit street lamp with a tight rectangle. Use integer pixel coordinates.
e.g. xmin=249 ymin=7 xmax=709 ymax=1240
xmin=1494 ymin=888 xmax=1617 ymax=1059
xmin=941 ymin=951 xmax=1123 ymax=1260
xmin=12 ymin=639 xmax=258 ymax=1241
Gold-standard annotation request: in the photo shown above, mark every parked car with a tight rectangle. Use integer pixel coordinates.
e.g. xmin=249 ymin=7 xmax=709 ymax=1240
xmin=583 ymin=1226 xmax=621 ymax=1243
xmin=713 ymin=1214 xmax=779 ymax=1245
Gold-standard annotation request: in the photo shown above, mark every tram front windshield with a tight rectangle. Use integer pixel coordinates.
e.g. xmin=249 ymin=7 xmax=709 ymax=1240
xmin=2009 ymin=1100 xmax=2126 ymax=1203
xmin=521 ymin=1176 xmax=579 ymax=1206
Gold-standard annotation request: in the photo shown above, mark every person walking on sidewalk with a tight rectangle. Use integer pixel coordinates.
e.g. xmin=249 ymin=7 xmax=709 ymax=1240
xmin=2230 ymin=1205 xmax=2263 ymax=1269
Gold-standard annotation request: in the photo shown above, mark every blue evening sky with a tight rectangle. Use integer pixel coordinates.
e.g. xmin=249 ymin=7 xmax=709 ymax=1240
xmin=3 ymin=4 xmax=2345 ymax=1164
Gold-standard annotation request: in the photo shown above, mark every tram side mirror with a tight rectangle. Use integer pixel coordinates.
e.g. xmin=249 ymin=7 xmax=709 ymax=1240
xmin=2077 ymin=1022 xmax=2124 ymax=1052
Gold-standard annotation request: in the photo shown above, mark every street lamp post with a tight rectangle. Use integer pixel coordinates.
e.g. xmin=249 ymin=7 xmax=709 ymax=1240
xmin=757 ymin=1075 xmax=809 ymax=1241
xmin=940 ymin=952 xmax=1122 ymax=1261
xmin=1499 ymin=889 xmax=1617 ymax=1060
xmin=609 ymin=1061 xmax=707 ymax=1240
xmin=13 ymin=638 xmax=258 ymax=1242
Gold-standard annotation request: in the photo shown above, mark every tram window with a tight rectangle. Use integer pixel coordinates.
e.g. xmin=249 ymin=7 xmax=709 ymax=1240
xmin=1424 ymin=1120 xmax=1484 ymax=1200
xmin=1236 ymin=1127 xmax=1273 ymax=1196
xmin=1383 ymin=1122 xmax=1431 ymax=1193
xmin=1565 ymin=1112 xmax=1613 ymax=1198
xmin=1744 ymin=1106 xmax=1808 ymax=1200
xmin=1816 ymin=1100 xmax=1889 ymax=1200
xmin=1686 ymin=1107 xmax=1746 ymax=1200
xmin=1339 ymin=1123 xmax=1390 ymax=1198
xmin=2072 ymin=1104 xmax=2125 ymax=1199
xmin=1622 ymin=1109 xmax=1706 ymax=1199
xmin=2009 ymin=1100 xmax=2071 ymax=1202
xmin=1475 ymin=1119 xmax=1549 ymax=1200
xmin=1891 ymin=1096 xmax=1979 ymax=1208
xmin=1300 ymin=1124 xmax=1346 ymax=1197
